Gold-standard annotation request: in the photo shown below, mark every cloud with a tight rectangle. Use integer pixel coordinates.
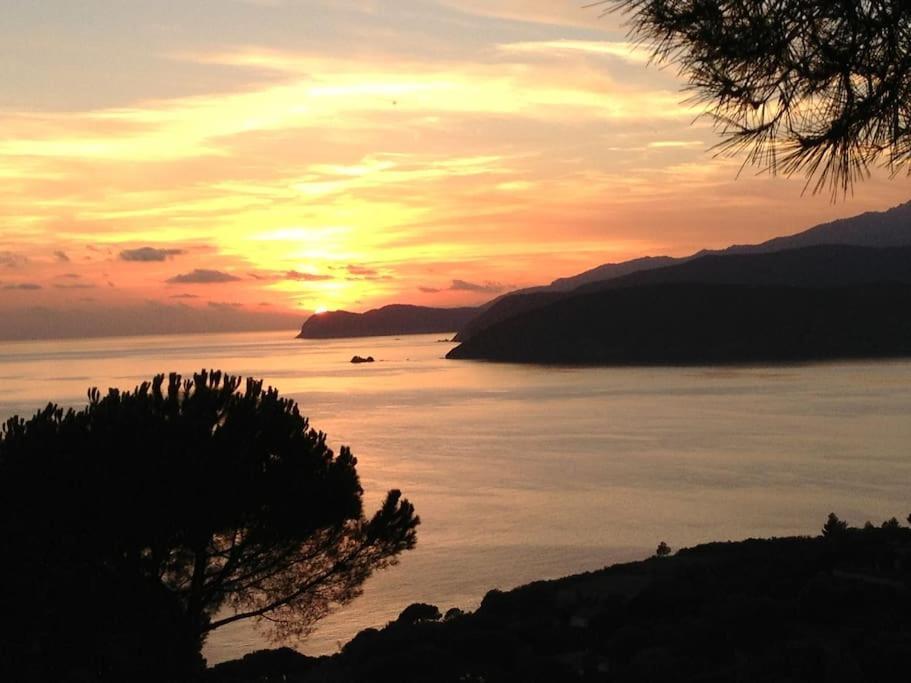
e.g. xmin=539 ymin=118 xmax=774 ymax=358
xmin=54 ymin=250 xmax=71 ymax=262
xmin=420 ymin=280 xmax=509 ymax=294
xmin=284 ymin=270 xmax=333 ymax=282
xmin=3 ymin=283 xmax=42 ymax=290
xmin=449 ymin=279 xmax=507 ymax=294
xmin=170 ymin=293 xmax=199 ymax=299
xmin=498 ymin=40 xmax=651 ymax=65
xmin=436 ymin=0 xmax=609 ymax=29
xmin=647 ymin=140 xmax=705 ymax=149
xmin=120 ymin=246 xmax=186 ymax=262
xmin=53 ymin=283 xmax=96 ymax=289
xmin=167 ymin=269 xmax=241 ymax=284
xmin=207 ymin=301 xmax=243 ymax=310
xmin=0 ymin=251 xmax=27 ymax=268
xmin=248 ymin=270 xmax=334 ymax=282
xmin=58 ymin=273 xmax=81 ymax=279
xmin=346 ymin=264 xmax=380 ymax=278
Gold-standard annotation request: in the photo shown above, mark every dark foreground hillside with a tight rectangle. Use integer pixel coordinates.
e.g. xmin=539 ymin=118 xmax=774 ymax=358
xmin=447 ymin=283 xmax=911 ymax=364
xmin=210 ymin=520 xmax=911 ymax=683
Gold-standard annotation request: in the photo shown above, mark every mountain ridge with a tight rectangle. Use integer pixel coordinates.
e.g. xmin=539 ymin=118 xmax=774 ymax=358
xmin=446 ymin=280 xmax=911 ymax=364
xmin=453 ymin=200 xmax=911 ymax=341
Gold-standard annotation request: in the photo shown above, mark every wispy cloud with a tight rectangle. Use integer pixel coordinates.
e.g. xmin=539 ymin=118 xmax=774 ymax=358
xmin=449 ymin=279 xmax=508 ymax=294
xmin=435 ymin=0 xmax=610 ymax=29
xmin=2 ymin=282 xmax=42 ymax=290
xmin=648 ymin=140 xmax=705 ymax=149
xmin=167 ymin=269 xmax=241 ymax=284
xmin=0 ymin=251 xmax=28 ymax=268
xmin=283 ymin=270 xmax=334 ymax=282
xmin=121 ymin=246 xmax=186 ymax=262
xmin=498 ymin=40 xmax=651 ymax=64
xmin=346 ymin=264 xmax=380 ymax=278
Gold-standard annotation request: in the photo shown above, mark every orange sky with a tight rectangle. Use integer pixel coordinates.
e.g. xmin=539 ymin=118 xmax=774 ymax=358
xmin=1 ymin=0 xmax=909 ymax=337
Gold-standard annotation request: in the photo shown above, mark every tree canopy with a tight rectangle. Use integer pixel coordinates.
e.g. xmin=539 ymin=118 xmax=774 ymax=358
xmin=0 ymin=371 xmax=418 ymax=680
xmin=597 ymin=0 xmax=911 ymax=194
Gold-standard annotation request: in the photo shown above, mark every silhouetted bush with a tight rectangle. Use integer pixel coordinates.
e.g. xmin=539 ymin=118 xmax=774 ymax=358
xmin=822 ymin=512 xmax=849 ymax=538
xmin=206 ymin=648 xmax=318 ymax=683
xmin=341 ymin=628 xmax=383 ymax=660
xmin=478 ymin=589 xmax=509 ymax=617
xmin=396 ymin=603 xmax=442 ymax=625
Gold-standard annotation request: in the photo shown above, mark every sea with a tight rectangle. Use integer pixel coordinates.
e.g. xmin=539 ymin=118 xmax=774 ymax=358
xmin=1 ymin=330 xmax=909 ymax=663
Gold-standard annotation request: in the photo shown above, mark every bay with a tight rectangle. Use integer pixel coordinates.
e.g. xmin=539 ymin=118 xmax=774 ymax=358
xmin=1 ymin=330 xmax=909 ymax=663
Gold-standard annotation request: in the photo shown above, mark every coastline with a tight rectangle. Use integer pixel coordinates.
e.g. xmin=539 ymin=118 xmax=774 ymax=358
xmin=210 ymin=521 xmax=911 ymax=682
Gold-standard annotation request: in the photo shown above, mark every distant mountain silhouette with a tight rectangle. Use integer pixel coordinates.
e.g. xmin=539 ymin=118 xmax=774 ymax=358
xmin=447 ymin=282 xmax=911 ymax=364
xmin=579 ymin=245 xmax=911 ymax=292
xmin=721 ymin=200 xmax=911 ymax=254
xmin=297 ymin=304 xmax=479 ymax=339
xmin=455 ymin=200 xmax=911 ymax=341
xmin=453 ymin=291 xmax=566 ymax=342
xmin=549 ymin=255 xmax=682 ymax=290
xmin=449 ymin=245 xmax=911 ymax=363
xmin=455 ymin=257 xmax=682 ymax=341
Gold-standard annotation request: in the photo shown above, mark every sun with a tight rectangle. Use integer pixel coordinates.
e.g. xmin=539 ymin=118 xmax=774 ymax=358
xmin=314 ymin=306 xmax=328 ymax=315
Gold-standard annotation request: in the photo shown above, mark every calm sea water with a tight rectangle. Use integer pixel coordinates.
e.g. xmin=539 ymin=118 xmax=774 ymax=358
xmin=1 ymin=330 xmax=910 ymax=663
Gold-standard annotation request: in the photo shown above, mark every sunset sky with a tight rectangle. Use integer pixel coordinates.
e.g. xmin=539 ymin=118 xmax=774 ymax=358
xmin=2 ymin=0 xmax=910 ymax=338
